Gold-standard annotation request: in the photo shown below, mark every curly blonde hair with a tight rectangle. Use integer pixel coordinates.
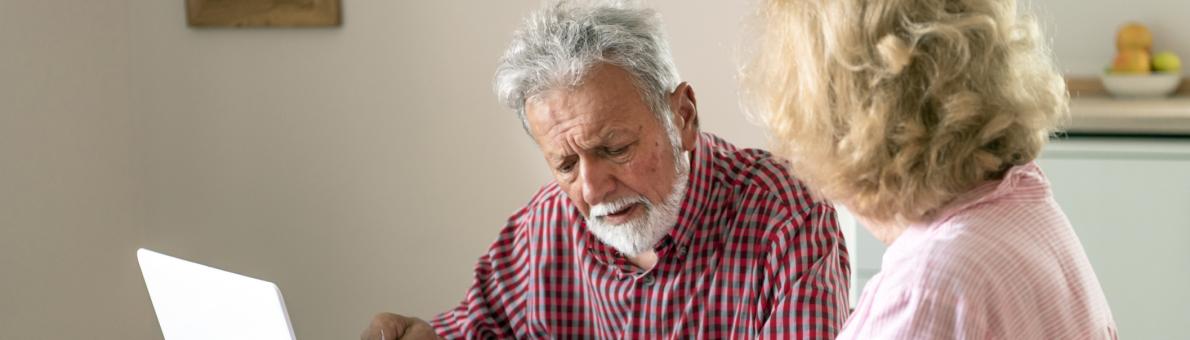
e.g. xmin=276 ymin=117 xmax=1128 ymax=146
xmin=742 ymin=0 xmax=1068 ymax=225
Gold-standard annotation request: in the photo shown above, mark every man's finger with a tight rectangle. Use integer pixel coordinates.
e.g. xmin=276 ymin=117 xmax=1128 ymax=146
xmin=358 ymin=327 xmax=377 ymax=340
xmin=360 ymin=323 xmax=394 ymax=340
xmin=403 ymin=318 xmax=438 ymax=339
xmin=361 ymin=312 xmax=407 ymax=340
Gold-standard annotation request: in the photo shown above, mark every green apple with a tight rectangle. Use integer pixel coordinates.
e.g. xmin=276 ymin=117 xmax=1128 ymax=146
xmin=1153 ymin=52 xmax=1182 ymax=73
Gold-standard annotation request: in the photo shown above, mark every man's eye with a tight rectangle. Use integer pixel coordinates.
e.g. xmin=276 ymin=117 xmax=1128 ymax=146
xmin=606 ymin=146 xmax=629 ymax=156
xmin=557 ymin=161 xmax=576 ymax=173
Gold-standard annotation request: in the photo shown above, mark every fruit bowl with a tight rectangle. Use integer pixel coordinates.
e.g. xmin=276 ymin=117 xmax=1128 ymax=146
xmin=1100 ymin=73 xmax=1181 ymax=98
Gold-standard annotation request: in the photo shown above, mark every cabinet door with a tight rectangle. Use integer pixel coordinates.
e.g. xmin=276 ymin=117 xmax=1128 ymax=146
xmin=1039 ymin=143 xmax=1190 ymax=340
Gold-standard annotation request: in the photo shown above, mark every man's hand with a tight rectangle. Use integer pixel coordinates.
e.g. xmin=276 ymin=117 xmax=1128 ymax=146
xmin=360 ymin=312 xmax=439 ymax=340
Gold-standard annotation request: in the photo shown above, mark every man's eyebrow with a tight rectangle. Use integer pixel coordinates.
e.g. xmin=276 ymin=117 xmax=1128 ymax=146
xmin=548 ymin=150 xmax=576 ymax=163
xmin=571 ymin=129 xmax=635 ymax=153
xmin=545 ymin=127 xmax=636 ymax=162
xmin=602 ymin=127 xmax=636 ymax=143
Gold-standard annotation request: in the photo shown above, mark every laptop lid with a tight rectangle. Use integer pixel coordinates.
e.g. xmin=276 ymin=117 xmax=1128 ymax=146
xmin=137 ymin=248 xmax=297 ymax=340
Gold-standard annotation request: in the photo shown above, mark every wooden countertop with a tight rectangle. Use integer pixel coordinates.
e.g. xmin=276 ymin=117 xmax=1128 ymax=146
xmin=1065 ymin=76 xmax=1190 ymax=135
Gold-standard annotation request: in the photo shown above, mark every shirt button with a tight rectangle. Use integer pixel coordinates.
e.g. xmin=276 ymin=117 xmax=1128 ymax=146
xmin=641 ymin=274 xmax=656 ymax=286
xmin=677 ymin=246 xmax=688 ymax=255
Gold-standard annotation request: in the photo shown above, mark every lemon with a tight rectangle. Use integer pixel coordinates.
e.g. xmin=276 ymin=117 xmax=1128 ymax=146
xmin=1153 ymin=52 xmax=1182 ymax=73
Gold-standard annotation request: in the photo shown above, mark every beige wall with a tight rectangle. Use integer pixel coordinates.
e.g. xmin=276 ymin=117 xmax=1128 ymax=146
xmin=5 ymin=0 xmax=1188 ymax=339
xmin=0 ymin=0 xmax=154 ymax=339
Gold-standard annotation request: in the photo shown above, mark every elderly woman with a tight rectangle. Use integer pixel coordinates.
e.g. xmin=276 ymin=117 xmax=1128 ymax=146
xmin=743 ymin=0 xmax=1117 ymax=338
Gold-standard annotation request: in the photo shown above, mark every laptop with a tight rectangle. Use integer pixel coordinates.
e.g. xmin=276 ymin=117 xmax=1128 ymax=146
xmin=137 ymin=248 xmax=297 ymax=340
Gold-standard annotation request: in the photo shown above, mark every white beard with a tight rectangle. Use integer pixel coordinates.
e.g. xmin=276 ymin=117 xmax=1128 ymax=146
xmin=585 ymin=151 xmax=689 ymax=256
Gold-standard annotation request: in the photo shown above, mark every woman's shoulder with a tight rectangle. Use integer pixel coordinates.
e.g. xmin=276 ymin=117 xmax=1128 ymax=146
xmin=896 ymin=196 xmax=1088 ymax=310
xmin=869 ymin=191 xmax=1113 ymax=339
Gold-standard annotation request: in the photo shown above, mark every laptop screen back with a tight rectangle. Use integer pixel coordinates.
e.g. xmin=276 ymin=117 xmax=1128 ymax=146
xmin=137 ymin=248 xmax=296 ymax=340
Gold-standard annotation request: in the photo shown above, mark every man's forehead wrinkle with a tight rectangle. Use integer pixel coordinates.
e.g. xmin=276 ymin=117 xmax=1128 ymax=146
xmin=548 ymin=120 xmax=635 ymax=155
xmin=541 ymin=103 xmax=607 ymax=148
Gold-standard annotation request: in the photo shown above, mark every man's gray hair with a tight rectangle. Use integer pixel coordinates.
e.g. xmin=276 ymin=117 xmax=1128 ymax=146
xmin=494 ymin=0 xmax=682 ymax=135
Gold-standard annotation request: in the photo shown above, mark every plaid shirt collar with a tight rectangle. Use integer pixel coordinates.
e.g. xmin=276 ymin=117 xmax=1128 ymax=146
xmin=574 ymin=133 xmax=718 ymax=275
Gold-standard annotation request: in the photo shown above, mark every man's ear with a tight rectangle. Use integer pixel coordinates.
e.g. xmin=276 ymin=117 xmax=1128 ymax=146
xmin=669 ymin=82 xmax=699 ymax=152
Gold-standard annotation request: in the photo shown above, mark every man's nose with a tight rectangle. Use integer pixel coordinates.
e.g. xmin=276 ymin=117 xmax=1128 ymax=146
xmin=579 ymin=160 xmax=615 ymax=205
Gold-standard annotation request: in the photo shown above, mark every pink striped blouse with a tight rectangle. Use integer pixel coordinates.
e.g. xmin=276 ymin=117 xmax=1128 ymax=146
xmin=839 ymin=162 xmax=1117 ymax=339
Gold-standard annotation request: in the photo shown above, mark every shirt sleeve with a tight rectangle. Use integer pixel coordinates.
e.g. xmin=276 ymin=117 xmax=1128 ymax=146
xmin=758 ymin=202 xmax=852 ymax=340
xmin=429 ymin=211 xmax=529 ymax=339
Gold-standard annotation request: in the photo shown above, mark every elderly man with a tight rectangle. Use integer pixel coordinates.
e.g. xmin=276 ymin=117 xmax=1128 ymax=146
xmin=362 ymin=2 xmax=849 ymax=339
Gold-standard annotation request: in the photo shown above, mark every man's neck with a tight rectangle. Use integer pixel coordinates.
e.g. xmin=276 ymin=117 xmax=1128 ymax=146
xmin=626 ymin=250 xmax=658 ymax=271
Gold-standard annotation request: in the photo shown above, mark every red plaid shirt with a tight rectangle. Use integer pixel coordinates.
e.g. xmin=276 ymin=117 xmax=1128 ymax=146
xmin=431 ymin=133 xmax=849 ymax=339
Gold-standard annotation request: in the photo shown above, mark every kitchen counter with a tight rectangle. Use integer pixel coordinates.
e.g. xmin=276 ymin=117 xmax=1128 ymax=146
xmin=1068 ymin=96 xmax=1190 ymax=136
xmin=1065 ymin=76 xmax=1190 ymax=136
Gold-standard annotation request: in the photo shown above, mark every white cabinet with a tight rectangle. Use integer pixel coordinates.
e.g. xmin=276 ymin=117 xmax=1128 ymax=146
xmin=1039 ymin=138 xmax=1190 ymax=339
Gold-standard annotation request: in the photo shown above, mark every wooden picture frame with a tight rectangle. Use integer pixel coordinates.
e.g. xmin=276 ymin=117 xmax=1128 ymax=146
xmin=186 ymin=0 xmax=341 ymax=27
